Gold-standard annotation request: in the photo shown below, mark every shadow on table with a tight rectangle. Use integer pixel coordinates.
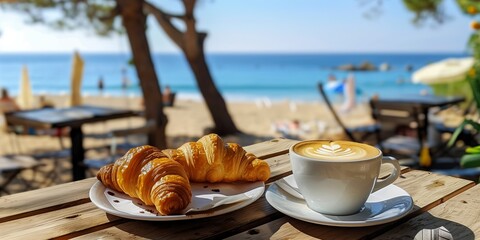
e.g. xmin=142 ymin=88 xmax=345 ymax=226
xmin=372 ymin=212 xmax=474 ymax=239
xmin=105 ymin=212 xmax=230 ymax=239
xmin=280 ymin=212 xmax=474 ymax=240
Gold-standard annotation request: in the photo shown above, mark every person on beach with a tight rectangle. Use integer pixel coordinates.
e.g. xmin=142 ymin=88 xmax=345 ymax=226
xmin=39 ymin=95 xmax=55 ymax=108
xmin=0 ymin=88 xmax=20 ymax=113
xmin=273 ymin=119 xmax=311 ymax=140
xmin=162 ymin=85 xmax=174 ymax=106
xmin=325 ymin=73 xmax=344 ymax=95
xmin=121 ymin=67 xmax=130 ymax=91
xmin=98 ymin=76 xmax=105 ymax=94
xmin=0 ymin=88 xmax=23 ymax=132
xmin=340 ymin=73 xmax=356 ymax=113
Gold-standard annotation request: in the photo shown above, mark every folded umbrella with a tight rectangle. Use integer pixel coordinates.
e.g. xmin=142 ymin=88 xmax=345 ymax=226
xmin=17 ymin=65 xmax=34 ymax=109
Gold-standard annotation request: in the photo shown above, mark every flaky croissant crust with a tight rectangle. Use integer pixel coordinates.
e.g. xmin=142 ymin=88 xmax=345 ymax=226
xmin=97 ymin=145 xmax=192 ymax=215
xmin=162 ymin=134 xmax=271 ymax=183
xmin=97 ymin=134 xmax=271 ymax=215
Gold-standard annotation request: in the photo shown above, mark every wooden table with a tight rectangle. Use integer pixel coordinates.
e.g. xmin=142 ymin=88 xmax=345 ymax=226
xmin=376 ymin=95 xmax=465 ymax=139
xmin=0 ymin=138 xmax=478 ymax=239
xmin=5 ymin=105 xmax=138 ymax=181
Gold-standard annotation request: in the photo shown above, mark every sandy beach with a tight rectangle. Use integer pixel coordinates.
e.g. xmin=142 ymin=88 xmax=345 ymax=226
xmin=1 ymin=94 xmax=376 ymax=150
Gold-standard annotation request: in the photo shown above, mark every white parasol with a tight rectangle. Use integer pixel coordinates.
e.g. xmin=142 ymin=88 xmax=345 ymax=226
xmin=17 ymin=65 xmax=35 ymax=109
xmin=412 ymin=57 xmax=474 ymax=84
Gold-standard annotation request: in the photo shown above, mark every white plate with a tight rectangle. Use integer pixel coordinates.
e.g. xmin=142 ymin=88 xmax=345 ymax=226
xmin=90 ymin=180 xmax=265 ymax=221
xmin=266 ymin=175 xmax=413 ymax=227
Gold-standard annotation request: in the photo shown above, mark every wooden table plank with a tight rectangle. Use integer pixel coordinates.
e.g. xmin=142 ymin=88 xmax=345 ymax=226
xmin=0 ymin=178 xmax=96 ymax=222
xmin=374 ymin=184 xmax=480 ymax=240
xmin=0 ymin=202 xmax=124 ymax=240
xmin=244 ymin=138 xmax=298 ymax=159
xmin=264 ymin=154 xmax=292 ymax=182
xmin=227 ymin=171 xmax=475 ymax=240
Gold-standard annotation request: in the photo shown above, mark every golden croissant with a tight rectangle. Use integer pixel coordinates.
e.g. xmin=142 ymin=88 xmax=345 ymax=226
xmin=97 ymin=134 xmax=271 ymax=215
xmin=97 ymin=145 xmax=192 ymax=215
xmin=162 ymin=134 xmax=271 ymax=183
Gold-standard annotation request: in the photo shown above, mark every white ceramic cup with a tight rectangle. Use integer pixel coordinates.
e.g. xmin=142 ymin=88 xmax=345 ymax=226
xmin=289 ymin=140 xmax=401 ymax=215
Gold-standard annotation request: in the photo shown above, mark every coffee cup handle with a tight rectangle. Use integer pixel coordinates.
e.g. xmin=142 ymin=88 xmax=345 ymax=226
xmin=372 ymin=156 xmax=401 ymax=192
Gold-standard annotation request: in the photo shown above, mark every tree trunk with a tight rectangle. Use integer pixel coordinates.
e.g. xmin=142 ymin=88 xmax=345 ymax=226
xmin=143 ymin=1 xmax=240 ymax=136
xmin=185 ymin=34 xmax=239 ymax=135
xmin=116 ymin=0 xmax=168 ymax=149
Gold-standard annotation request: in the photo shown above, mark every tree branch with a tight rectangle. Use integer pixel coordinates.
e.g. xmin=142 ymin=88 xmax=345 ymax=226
xmin=163 ymin=12 xmax=184 ymax=20
xmin=98 ymin=5 xmax=120 ymax=21
xmin=143 ymin=1 xmax=185 ymax=50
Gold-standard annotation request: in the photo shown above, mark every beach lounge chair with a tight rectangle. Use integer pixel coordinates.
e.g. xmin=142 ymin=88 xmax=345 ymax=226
xmin=317 ymin=82 xmax=379 ymax=142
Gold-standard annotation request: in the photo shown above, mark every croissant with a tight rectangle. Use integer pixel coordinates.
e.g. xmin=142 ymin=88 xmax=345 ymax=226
xmin=162 ymin=134 xmax=271 ymax=183
xmin=97 ymin=145 xmax=192 ymax=215
xmin=96 ymin=134 xmax=270 ymax=215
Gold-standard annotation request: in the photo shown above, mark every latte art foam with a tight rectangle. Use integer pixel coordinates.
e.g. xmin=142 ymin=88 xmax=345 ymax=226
xmin=293 ymin=140 xmax=379 ymax=161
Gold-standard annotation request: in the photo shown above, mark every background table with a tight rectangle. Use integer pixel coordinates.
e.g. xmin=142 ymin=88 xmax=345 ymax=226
xmin=376 ymin=95 xmax=465 ymax=138
xmin=0 ymin=138 xmax=478 ymax=239
xmin=5 ymin=105 xmax=138 ymax=180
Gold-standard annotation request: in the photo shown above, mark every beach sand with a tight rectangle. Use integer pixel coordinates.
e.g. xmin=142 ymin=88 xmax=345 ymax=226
xmin=0 ymin=94 xmax=463 ymax=194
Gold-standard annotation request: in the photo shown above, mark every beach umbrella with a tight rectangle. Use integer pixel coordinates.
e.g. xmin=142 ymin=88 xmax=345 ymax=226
xmin=412 ymin=57 xmax=474 ymax=84
xmin=412 ymin=57 xmax=474 ymax=99
xmin=17 ymin=65 xmax=34 ymax=109
xmin=69 ymin=51 xmax=84 ymax=106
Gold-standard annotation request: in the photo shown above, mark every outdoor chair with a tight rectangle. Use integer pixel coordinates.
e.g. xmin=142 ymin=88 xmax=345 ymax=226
xmin=163 ymin=92 xmax=176 ymax=107
xmin=369 ymin=98 xmax=424 ymax=164
xmin=83 ymin=119 xmax=156 ymax=172
xmin=0 ymin=155 xmax=42 ymax=195
xmin=10 ymin=126 xmax=70 ymax=185
xmin=2 ymin=120 xmax=70 ymax=186
xmin=317 ymin=82 xmax=380 ymax=142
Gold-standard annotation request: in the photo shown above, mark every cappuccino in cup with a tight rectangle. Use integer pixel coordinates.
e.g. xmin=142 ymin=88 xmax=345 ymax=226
xmin=289 ymin=140 xmax=400 ymax=215
xmin=293 ymin=140 xmax=380 ymax=161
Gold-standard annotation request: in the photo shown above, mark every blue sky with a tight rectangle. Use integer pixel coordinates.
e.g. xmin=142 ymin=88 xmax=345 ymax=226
xmin=0 ymin=0 xmax=474 ymax=53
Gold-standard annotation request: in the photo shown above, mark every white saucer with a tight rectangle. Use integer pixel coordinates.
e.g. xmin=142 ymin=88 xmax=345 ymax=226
xmin=266 ymin=175 xmax=413 ymax=227
xmin=90 ymin=181 xmax=264 ymax=221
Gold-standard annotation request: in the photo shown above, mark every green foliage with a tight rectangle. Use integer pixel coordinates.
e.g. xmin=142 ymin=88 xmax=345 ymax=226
xmin=468 ymin=32 xmax=480 ymax=59
xmin=467 ymin=28 xmax=480 ymax=59
xmin=468 ymin=67 xmax=480 ymax=113
xmin=447 ymin=119 xmax=480 ymax=146
xmin=466 ymin=145 xmax=480 ymax=153
xmin=1 ymin=0 xmax=122 ymax=36
xmin=402 ymin=0 xmax=446 ymax=23
xmin=456 ymin=0 xmax=480 ymax=15
xmin=446 ymin=63 xmax=480 ymax=148
xmin=461 ymin=152 xmax=480 ymax=167
xmin=447 ymin=66 xmax=480 ymax=168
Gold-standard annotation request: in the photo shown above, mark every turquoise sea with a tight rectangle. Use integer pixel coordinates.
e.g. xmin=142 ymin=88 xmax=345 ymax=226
xmin=0 ymin=53 xmax=468 ymax=102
